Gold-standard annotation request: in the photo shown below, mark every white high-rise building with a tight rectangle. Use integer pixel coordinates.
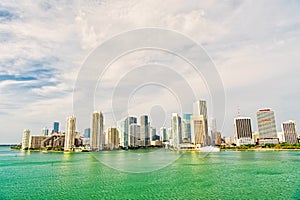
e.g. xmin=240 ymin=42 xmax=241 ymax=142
xmin=256 ymin=109 xmax=277 ymax=138
xmin=22 ymin=129 xmax=30 ymax=150
xmin=256 ymin=109 xmax=278 ymax=145
xmin=64 ymin=116 xmax=76 ymax=151
xmin=282 ymin=120 xmax=298 ymax=144
xmin=191 ymin=100 xmax=208 ymax=148
xmin=234 ymin=117 xmax=253 ymax=146
xmin=129 ymin=123 xmax=140 ymax=147
xmin=193 ymin=100 xmax=207 ymax=119
xmin=160 ymin=127 xmax=167 ymax=142
xmin=118 ymin=116 xmax=137 ymax=148
xmin=171 ymin=113 xmax=182 ymax=149
xmin=90 ymin=111 xmax=104 ymax=151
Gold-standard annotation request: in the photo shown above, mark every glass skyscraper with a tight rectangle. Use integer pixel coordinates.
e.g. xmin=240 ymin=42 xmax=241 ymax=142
xmin=53 ymin=122 xmax=59 ymax=133
xmin=182 ymin=114 xmax=192 ymax=142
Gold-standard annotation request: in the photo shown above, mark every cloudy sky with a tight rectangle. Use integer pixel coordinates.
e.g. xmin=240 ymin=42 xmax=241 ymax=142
xmin=0 ymin=0 xmax=300 ymax=144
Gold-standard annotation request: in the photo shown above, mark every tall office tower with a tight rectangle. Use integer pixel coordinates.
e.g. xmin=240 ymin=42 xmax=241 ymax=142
xmin=282 ymin=121 xmax=298 ymax=144
xmin=129 ymin=123 xmax=140 ymax=147
xmin=210 ymin=118 xmax=217 ymax=145
xmin=140 ymin=115 xmax=149 ymax=146
xmin=256 ymin=109 xmax=277 ymax=138
xmin=53 ymin=122 xmax=59 ymax=133
xmin=160 ymin=127 xmax=167 ymax=142
xmin=107 ymin=127 xmax=120 ymax=150
xmin=215 ymin=132 xmax=222 ymax=145
xmin=149 ymin=126 xmax=156 ymax=141
xmin=64 ymin=116 xmax=76 ymax=151
xmin=191 ymin=100 xmax=209 ymax=147
xmin=90 ymin=111 xmax=104 ymax=151
xmin=171 ymin=113 xmax=182 ymax=149
xmin=193 ymin=100 xmax=207 ymax=118
xmin=191 ymin=115 xmax=207 ymax=147
xmin=234 ymin=117 xmax=253 ymax=146
xmin=182 ymin=114 xmax=192 ymax=142
xmin=42 ymin=127 xmax=49 ymax=136
xmin=22 ymin=129 xmax=30 ymax=150
xmin=119 ymin=116 xmax=137 ymax=148
xmin=84 ymin=128 xmax=91 ymax=138
xmin=167 ymin=127 xmax=172 ymax=144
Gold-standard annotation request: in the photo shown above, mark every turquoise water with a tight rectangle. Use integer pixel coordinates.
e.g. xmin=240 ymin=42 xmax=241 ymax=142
xmin=0 ymin=146 xmax=299 ymax=200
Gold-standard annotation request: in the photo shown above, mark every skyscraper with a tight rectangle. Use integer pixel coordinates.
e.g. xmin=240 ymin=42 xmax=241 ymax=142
xmin=193 ymin=100 xmax=207 ymax=119
xmin=234 ymin=117 xmax=253 ymax=146
xmin=140 ymin=115 xmax=149 ymax=146
xmin=210 ymin=118 xmax=217 ymax=145
xmin=160 ymin=127 xmax=167 ymax=142
xmin=53 ymin=122 xmax=59 ymax=133
xmin=107 ymin=127 xmax=120 ymax=150
xmin=22 ymin=129 xmax=30 ymax=150
xmin=171 ymin=113 xmax=182 ymax=149
xmin=149 ymin=126 xmax=156 ymax=141
xmin=84 ymin=128 xmax=91 ymax=138
xmin=42 ymin=127 xmax=49 ymax=136
xmin=182 ymin=114 xmax=192 ymax=142
xmin=282 ymin=121 xmax=298 ymax=144
xmin=191 ymin=100 xmax=208 ymax=148
xmin=129 ymin=123 xmax=140 ymax=147
xmin=90 ymin=111 xmax=104 ymax=151
xmin=119 ymin=116 xmax=137 ymax=148
xmin=64 ymin=116 xmax=76 ymax=151
xmin=256 ymin=109 xmax=277 ymax=138
xmin=191 ymin=115 xmax=207 ymax=147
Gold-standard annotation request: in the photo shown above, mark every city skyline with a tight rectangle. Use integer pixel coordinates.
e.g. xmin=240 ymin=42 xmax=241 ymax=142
xmin=1 ymin=1 xmax=300 ymax=144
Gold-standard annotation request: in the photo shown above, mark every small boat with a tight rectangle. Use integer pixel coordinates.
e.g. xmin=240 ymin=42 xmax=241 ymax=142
xmin=199 ymin=146 xmax=220 ymax=153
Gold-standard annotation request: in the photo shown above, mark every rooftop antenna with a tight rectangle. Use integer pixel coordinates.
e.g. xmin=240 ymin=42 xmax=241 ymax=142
xmin=237 ymin=106 xmax=241 ymax=117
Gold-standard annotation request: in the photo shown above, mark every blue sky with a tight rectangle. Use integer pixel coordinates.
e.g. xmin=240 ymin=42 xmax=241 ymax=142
xmin=0 ymin=0 xmax=300 ymax=144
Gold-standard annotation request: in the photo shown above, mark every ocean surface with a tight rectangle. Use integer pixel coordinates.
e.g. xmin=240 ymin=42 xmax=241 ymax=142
xmin=0 ymin=146 xmax=299 ymax=200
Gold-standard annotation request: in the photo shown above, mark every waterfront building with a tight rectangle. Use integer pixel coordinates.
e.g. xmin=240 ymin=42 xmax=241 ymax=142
xmin=42 ymin=128 xmax=48 ymax=136
xmin=210 ymin=118 xmax=217 ymax=145
xmin=119 ymin=116 xmax=137 ymax=148
xmin=107 ymin=127 xmax=120 ymax=150
xmin=53 ymin=122 xmax=59 ymax=133
xmin=282 ymin=120 xmax=298 ymax=144
xmin=277 ymin=132 xmax=285 ymax=143
xmin=140 ymin=115 xmax=150 ymax=146
xmin=150 ymin=126 xmax=156 ymax=141
xmin=234 ymin=117 xmax=253 ymax=146
xmin=252 ymin=131 xmax=259 ymax=144
xmin=84 ymin=128 xmax=91 ymax=138
xmin=191 ymin=115 xmax=207 ymax=148
xmin=215 ymin=132 xmax=222 ymax=145
xmin=160 ymin=127 xmax=167 ymax=142
xmin=191 ymin=100 xmax=209 ymax=148
xmin=150 ymin=140 xmax=163 ymax=147
xmin=42 ymin=127 xmax=49 ymax=136
xmin=90 ymin=111 xmax=104 ymax=151
xmin=171 ymin=113 xmax=182 ymax=149
xmin=64 ymin=116 xmax=76 ymax=151
xmin=167 ymin=127 xmax=172 ymax=146
xmin=256 ymin=109 xmax=278 ymax=144
xmin=182 ymin=114 xmax=192 ymax=142
xmin=129 ymin=123 xmax=140 ymax=147
xmin=224 ymin=136 xmax=232 ymax=145
xmin=22 ymin=129 xmax=30 ymax=150
xmin=30 ymin=136 xmax=49 ymax=149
